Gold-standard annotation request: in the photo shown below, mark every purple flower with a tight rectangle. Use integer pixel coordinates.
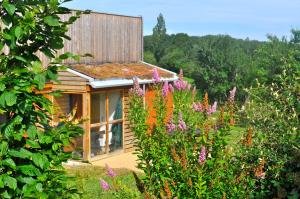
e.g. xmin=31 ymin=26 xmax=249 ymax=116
xmin=174 ymin=79 xmax=188 ymax=91
xmin=99 ymin=178 xmax=110 ymax=191
xmin=162 ymin=81 xmax=169 ymax=97
xmin=168 ymin=84 xmax=174 ymax=93
xmin=166 ymin=116 xmax=176 ymax=133
xmin=130 ymin=77 xmax=144 ymax=96
xmin=229 ymin=87 xmax=237 ymax=102
xmin=178 ymin=112 xmax=187 ymax=131
xmin=105 ymin=164 xmax=116 ymax=178
xmin=153 ymin=68 xmax=161 ymax=83
xmin=198 ymin=146 xmax=206 ymax=165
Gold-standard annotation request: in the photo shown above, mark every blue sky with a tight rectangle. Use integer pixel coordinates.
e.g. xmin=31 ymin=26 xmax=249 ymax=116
xmin=64 ymin=0 xmax=300 ymax=41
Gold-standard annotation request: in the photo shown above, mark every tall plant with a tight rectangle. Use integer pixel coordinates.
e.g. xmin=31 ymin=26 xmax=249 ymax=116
xmin=0 ymin=1 xmax=84 ymax=198
xmin=129 ymin=69 xmax=248 ymax=198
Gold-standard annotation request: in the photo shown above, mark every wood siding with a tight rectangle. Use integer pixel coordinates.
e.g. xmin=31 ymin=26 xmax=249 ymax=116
xmin=39 ymin=11 xmax=143 ymax=65
xmin=123 ymin=89 xmax=135 ymax=152
xmin=52 ymin=70 xmax=88 ymax=92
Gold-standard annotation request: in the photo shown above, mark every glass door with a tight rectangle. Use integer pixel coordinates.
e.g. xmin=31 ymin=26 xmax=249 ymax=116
xmin=90 ymin=91 xmax=123 ymax=158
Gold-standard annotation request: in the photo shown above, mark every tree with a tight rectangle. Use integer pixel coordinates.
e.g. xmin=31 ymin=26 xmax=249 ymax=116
xmin=152 ymin=13 xmax=167 ymax=63
xmin=0 ymin=1 xmax=84 ymax=198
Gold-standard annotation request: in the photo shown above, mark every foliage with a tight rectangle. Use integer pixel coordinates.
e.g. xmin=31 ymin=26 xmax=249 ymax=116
xmin=145 ymin=14 xmax=300 ymax=102
xmin=0 ymin=0 xmax=85 ymax=198
xmin=128 ymin=72 xmax=249 ymax=198
xmin=237 ymin=51 xmax=300 ymax=198
xmin=67 ymin=166 xmax=143 ymax=199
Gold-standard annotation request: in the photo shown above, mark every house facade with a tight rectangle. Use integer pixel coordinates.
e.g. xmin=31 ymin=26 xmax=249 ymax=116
xmin=41 ymin=11 xmax=177 ymax=162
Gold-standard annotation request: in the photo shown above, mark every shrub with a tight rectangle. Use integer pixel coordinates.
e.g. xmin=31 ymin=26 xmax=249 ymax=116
xmin=238 ymin=51 xmax=300 ymax=198
xmin=129 ymin=70 xmax=248 ymax=198
xmin=0 ymin=1 xmax=84 ymax=198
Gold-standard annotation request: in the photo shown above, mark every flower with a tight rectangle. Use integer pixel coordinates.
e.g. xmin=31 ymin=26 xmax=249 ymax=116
xmin=105 ymin=164 xmax=116 ymax=178
xmin=174 ymin=79 xmax=188 ymax=91
xmin=193 ymin=102 xmax=203 ymax=112
xmin=162 ymin=81 xmax=169 ymax=97
xmin=168 ymin=83 xmax=174 ymax=93
xmin=99 ymin=178 xmax=110 ymax=191
xmin=198 ymin=146 xmax=206 ymax=164
xmin=229 ymin=87 xmax=237 ymax=102
xmin=211 ymin=101 xmax=217 ymax=113
xmin=166 ymin=116 xmax=176 ymax=133
xmin=178 ymin=112 xmax=187 ymax=131
xmin=153 ymin=68 xmax=161 ymax=83
xmin=130 ymin=77 xmax=144 ymax=96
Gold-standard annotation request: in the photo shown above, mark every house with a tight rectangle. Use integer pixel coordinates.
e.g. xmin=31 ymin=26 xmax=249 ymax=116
xmin=40 ymin=11 xmax=177 ymax=162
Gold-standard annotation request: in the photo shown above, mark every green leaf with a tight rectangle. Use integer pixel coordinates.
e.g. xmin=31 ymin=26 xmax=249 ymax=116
xmin=15 ymin=56 xmax=27 ymax=63
xmin=32 ymin=153 xmax=49 ymax=170
xmin=26 ymin=140 xmax=41 ymax=149
xmin=44 ymin=16 xmax=60 ymax=26
xmin=0 ymin=141 xmax=8 ymax=156
xmin=0 ymin=83 xmax=6 ymax=91
xmin=2 ymin=158 xmax=16 ymax=170
xmin=14 ymin=26 xmax=22 ymax=39
xmin=32 ymin=61 xmax=42 ymax=73
xmin=18 ymin=165 xmax=41 ymax=176
xmin=27 ymin=125 xmax=37 ymax=139
xmin=3 ymin=92 xmax=17 ymax=106
xmin=3 ymin=175 xmax=17 ymax=190
xmin=9 ymin=148 xmax=32 ymax=159
xmin=3 ymin=2 xmax=16 ymax=15
xmin=34 ymin=74 xmax=46 ymax=90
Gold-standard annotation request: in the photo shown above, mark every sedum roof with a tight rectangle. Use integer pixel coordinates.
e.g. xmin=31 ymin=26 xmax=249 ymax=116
xmin=69 ymin=62 xmax=175 ymax=80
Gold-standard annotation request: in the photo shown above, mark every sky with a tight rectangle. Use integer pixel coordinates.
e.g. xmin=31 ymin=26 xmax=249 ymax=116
xmin=64 ymin=0 xmax=300 ymax=41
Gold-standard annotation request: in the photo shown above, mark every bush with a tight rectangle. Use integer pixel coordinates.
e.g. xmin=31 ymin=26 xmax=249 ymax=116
xmin=238 ymin=51 xmax=300 ymax=198
xmin=0 ymin=1 xmax=84 ymax=198
xmin=128 ymin=70 xmax=249 ymax=198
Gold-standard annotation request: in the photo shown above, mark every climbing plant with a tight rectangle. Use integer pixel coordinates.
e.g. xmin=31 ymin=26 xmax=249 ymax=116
xmin=0 ymin=0 xmax=85 ymax=198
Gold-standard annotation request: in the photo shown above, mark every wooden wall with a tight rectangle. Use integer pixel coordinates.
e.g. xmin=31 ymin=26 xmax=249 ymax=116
xmin=123 ymin=89 xmax=135 ymax=152
xmin=52 ymin=70 xmax=88 ymax=92
xmin=39 ymin=11 xmax=143 ymax=65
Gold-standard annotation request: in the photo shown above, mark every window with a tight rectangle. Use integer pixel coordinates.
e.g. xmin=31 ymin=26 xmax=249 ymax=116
xmin=90 ymin=91 xmax=123 ymax=158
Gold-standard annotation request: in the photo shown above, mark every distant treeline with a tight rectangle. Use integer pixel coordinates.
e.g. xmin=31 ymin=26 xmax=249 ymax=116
xmin=144 ymin=14 xmax=300 ymax=102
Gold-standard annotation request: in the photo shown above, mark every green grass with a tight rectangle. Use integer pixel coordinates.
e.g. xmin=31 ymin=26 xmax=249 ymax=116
xmin=66 ymin=165 xmax=143 ymax=199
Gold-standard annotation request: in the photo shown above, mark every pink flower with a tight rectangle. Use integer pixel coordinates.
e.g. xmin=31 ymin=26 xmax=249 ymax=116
xmin=99 ymin=178 xmax=110 ymax=191
xmin=178 ymin=112 xmax=187 ymax=131
xmin=166 ymin=116 xmax=176 ymax=133
xmin=193 ymin=102 xmax=203 ymax=112
xmin=168 ymin=84 xmax=174 ymax=93
xmin=211 ymin=101 xmax=217 ymax=113
xmin=130 ymin=77 xmax=144 ymax=96
xmin=105 ymin=164 xmax=116 ymax=178
xmin=153 ymin=68 xmax=161 ymax=83
xmin=162 ymin=81 xmax=169 ymax=97
xmin=229 ymin=87 xmax=237 ymax=102
xmin=174 ymin=79 xmax=188 ymax=91
xmin=198 ymin=146 xmax=206 ymax=164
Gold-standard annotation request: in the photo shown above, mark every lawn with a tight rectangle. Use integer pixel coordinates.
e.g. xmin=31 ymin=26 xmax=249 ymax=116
xmin=66 ymin=165 xmax=143 ymax=198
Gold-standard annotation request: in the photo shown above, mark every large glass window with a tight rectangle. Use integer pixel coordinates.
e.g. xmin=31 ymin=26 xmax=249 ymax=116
xmin=90 ymin=91 xmax=123 ymax=158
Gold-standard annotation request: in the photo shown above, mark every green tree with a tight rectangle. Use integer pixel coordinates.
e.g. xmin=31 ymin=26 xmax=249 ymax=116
xmin=0 ymin=0 xmax=84 ymax=198
xmin=152 ymin=13 xmax=167 ymax=63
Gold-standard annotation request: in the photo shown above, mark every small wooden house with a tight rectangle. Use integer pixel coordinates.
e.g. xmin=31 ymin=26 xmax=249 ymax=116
xmin=41 ymin=11 xmax=177 ymax=162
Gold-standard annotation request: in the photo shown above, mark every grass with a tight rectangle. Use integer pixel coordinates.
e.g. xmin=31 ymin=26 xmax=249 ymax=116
xmin=66 ymin=125 xmax=245 ymax=198
xmin=66 ymin=165 xmax=143 ymax=199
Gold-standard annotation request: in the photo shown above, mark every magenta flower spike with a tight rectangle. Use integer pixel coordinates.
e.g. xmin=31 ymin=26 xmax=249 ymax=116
xmin=168 ymin=83 xmax=174 ymax=93
xmin=130 ymin=77 xmax=144 ymax=97
xmin=153 ymin=68 xmax=161 ymax=83
xmin=166 ymin=116 xmax=176 ymax=133
xmin=178 ymin=112 xmax=187 ymax=131
xmin=99 ymin=178 xmax=110 ymax=191
xmin=105 ymin=164 xmax=116 ymax=178
xmin=198 ymin=146 xmax=206 ymax=165
xmin=162 ymin=81 xmax=169 ymax=97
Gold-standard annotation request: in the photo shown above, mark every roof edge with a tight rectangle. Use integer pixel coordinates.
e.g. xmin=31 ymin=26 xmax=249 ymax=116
xmin=70 ymin=9 xmax=142 ymax=19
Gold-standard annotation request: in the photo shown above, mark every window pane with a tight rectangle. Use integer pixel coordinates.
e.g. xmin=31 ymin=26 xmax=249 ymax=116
xmin=108 ymin=92 xmax=122 ymax=121
xmin=91 ymin=93 xmax=106 ymax=124
xmin=90 ymin=125 xmax=106 ymax=158
xmin=109 ymin=123 xmax=123 ymax=152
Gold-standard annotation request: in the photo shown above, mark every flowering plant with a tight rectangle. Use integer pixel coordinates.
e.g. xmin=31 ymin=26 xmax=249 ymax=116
xmin=129 ymin=69 xmax=247 ymax=198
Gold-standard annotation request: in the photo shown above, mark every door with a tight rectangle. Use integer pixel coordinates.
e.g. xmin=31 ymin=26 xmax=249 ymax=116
xmin=90 ymin=91 xmax=123 ymax=158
